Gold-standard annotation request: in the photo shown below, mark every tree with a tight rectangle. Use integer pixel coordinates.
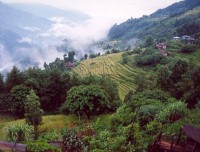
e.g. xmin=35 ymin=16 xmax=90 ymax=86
xmin=170 ymin=59 xmax=189 ymax=84
xmin=157 ymin=65 xmax=171 ymax=89
xmin=25 ymin=89 xmax=43 ymax=139
xmin=61 ymin=85 xmax=109 ymax=119
xmin=0 ymin=73 xmax=4 ymax=93
xmin=144 ymin=36 xmax=154 ymax=47
xmin=40 ymin=69 xmax=69 ymax=112
xmin=10 ymin=85 xmax=29 ymax=118
xmin=84 ymin=54 xmax=88 ymax=60
xmin=6 ymin=66 xmax=25 ymax=91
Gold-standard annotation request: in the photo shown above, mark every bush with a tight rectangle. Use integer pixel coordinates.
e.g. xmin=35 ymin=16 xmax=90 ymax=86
xmin=180 ymin=44 xmax=197 ymax=53
xmin=38 ymin=131 xmax=62 ymax=142
xmin=6 ymin=123 xmax=33 ymax=142
xmin=138 ymin=105 xmax=159 ymax=127
xmin=62 ymin=128 xmax=86 ymax=152
xmin=156 ymin=101 xmax=187 ymax=123
xmin=26 ymin=141 xmax=61 ymax=152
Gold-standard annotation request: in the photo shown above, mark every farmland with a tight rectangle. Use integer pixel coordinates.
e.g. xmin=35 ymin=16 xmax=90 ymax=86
xmin=73 ymin=52 xmax=143 ymax=100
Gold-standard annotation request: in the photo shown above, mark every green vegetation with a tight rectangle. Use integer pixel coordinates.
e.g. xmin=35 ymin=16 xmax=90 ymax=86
xmin=73 ymin=53 xmax=143 ymax=100
xmin=1 ymin=1 xmax=200 ymax=151
xmin=25 ymin=90 xmax=43 ymax=139
xmin=108 ymin=0 xmax=200 ymax=42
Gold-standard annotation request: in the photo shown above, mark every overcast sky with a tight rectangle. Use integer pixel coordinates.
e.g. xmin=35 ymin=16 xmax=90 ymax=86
xmin=3 ymin=0 xmax=182 ymax=23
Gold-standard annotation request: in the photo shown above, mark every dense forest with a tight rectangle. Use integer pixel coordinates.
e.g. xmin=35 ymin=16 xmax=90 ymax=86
xmin=108 ymin=0 xmax=200 ymax=41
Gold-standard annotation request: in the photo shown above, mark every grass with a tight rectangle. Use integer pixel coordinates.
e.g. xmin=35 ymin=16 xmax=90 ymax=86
xmin=0 ymin=115 xmax=78 ymax=140
xmin=0 ymin=114 xmax=112 ymax=141
xmin=73 ymin=52 xmax=143 ymax=100
xmin=176 ymin=48 xmax=200 ymax=64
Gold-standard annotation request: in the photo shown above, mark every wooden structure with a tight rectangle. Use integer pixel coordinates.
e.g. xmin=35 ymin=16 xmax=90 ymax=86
xmin=148 ymin=125 xmax=200 ymax=152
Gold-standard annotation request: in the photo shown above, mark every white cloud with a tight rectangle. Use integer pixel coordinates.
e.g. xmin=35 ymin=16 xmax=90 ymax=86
xmin=40 ymin=17 xmax=112 ymax=51
xmin=0 ymin=44 xmax=15 ymax=72
xmin=18 ymin=37 xmax=33 ymax=44
xmin=22 ymin=26 xmax=41 ymax=32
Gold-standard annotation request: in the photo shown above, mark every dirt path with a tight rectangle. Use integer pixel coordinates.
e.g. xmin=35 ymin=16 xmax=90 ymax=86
xmin=0 ymin=141 xmax=26 ymax=152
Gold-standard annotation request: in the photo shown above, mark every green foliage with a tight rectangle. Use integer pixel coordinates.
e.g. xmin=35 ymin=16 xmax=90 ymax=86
xmin=6 ymin=123 xmax=33 ymax=142
xmin=61 ymin=84 xmax=110 ymax=119
xmin=138 ymin=105 xmax=159 ymax=127
xmin=0 ymin=73 xmax=5 ymax=93
xmin=134 ymin=47 xmax=165 ymax=66
xmin=144 ymin=36 xmax=154 ymax=47
xmin=40 ymin=69 xmax=70 ymax=112
xmin=180 ymin=44 xmax=197 ymax=53
xmin=169 ymin=59 xmax=189 ymax=84
xmin=108 ymin=0 xmax=200 ymax=41
xmin=124 ymin=90 xmax=134 ymax=104
xmin=156 ymin=101 xmax=187 ymax=123
xmin=25 ymin=89 xmax=43 ymax=139
xmin=10 ymin=85 xmax=29 ymax=118
xmin=38 ymin=131 xmax=62 ymax=142
xmin=133 ymin=47 xmax=142 ymax=54
xmin=6 ymin=66 xmax=25 ymax=91
xmin=26 ymin=141 xmax=61 ymax=152
xmin=62 ymin=128 xmax=86 ymax=152
xmin=121 ymin=52 xmax=129 ymax=64
xmin=177 ymin=22 xmax=200 ymax=36
xmin=157 ymin=65 xmax=171 ymax=89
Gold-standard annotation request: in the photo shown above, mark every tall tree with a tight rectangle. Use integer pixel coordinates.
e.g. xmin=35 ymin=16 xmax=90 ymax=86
xmin=61 ymin=85 xmax=110 ymax=119
xmin=157 ymin=65 xmax=171 ymax=89
xmin=0 ymin=73 xmax=5 ymax=93
xmin=10 ymin=85 xmax=29 ymax=118
xmin=25 ymin=89 xmax=43 ymax=139
xmin=6 ymin=66 xmax=25 ymax=91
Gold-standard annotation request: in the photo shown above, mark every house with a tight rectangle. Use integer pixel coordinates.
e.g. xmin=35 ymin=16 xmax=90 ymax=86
xmin=155 ymin=43 xmax=167 ymax=50
xmin=173 ymin=36 xmax=180 ymax=41
xmin=181 ymin=35 xmax=195 ymax=44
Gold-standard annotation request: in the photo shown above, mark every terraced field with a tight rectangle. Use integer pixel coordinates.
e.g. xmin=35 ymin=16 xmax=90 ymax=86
xmin=73 ymin=52 xmax=143 ymax=100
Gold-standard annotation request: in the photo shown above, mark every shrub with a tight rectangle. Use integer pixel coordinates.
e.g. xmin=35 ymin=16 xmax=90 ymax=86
xmin=6 ymin=123 xmax=33 ymax=142
xmin=38 ymin=131 xmax=62 ymax=142
xmin=62 ymin=128 xmax=86 ymax=152
xmin=180 ymin=44 xmax=197 ymax=53
xmin=26 ymin=141 xmax=61 ymax=152
xmin=156 ymin=101 xmax=187 ymax=123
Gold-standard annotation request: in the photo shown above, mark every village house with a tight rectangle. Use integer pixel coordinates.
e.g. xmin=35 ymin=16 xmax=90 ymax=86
xmin=173 ymin=36 xmax=181 ymax=41
xmin=181 ymin=35 xmax=195 ymax=44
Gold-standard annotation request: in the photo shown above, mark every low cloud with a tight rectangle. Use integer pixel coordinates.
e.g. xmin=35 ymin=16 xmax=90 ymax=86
xmin=40 ymin=17 xmax=113 ymax=53
xmin=18 ymin=37 xmax=33 ymax=44
xmin=1 ymin=16 xmax=113 ymax=73
xmin=22 ymin=26 xmax=41 ymax=32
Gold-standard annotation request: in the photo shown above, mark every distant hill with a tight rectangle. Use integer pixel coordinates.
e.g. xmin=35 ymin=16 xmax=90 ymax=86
xmin=108 ymin=0 xmax=200 ymax=41
xmin=0 ymin=1 xmax=52 ymax=36
xmin=10 ymin=3 xmax=90 ymax=22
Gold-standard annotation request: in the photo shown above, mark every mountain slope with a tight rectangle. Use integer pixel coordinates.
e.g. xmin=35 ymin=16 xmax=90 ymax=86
xmin=10 ymin=3 xmax=90 ymax=22
xmin=108 ymin=0 xmax=200 ymax=41
xmin=73 ymin=53 xmax=143 ymax=100
xmin=0 ymin=1 xmax=52 ymax=35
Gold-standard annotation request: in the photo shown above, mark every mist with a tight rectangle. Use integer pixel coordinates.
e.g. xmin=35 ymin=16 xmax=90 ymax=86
xmin=0 ymin=15 xmax=113 ymax=73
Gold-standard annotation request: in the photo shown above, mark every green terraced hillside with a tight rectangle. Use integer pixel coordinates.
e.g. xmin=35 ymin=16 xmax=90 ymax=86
xmin=73 ymin=53 xmax=143 ymax=100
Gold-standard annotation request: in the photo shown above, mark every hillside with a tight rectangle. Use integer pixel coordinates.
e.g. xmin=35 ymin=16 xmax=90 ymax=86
xmin=108 ymin=0 xmax=200 ymax=41
xmin=73 ymin=53 xmax=143 ymax=100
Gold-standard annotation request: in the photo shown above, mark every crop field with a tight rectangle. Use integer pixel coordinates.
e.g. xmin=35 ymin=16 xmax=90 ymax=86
xmin=73 ymin=53 xmax=143 ymax=100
